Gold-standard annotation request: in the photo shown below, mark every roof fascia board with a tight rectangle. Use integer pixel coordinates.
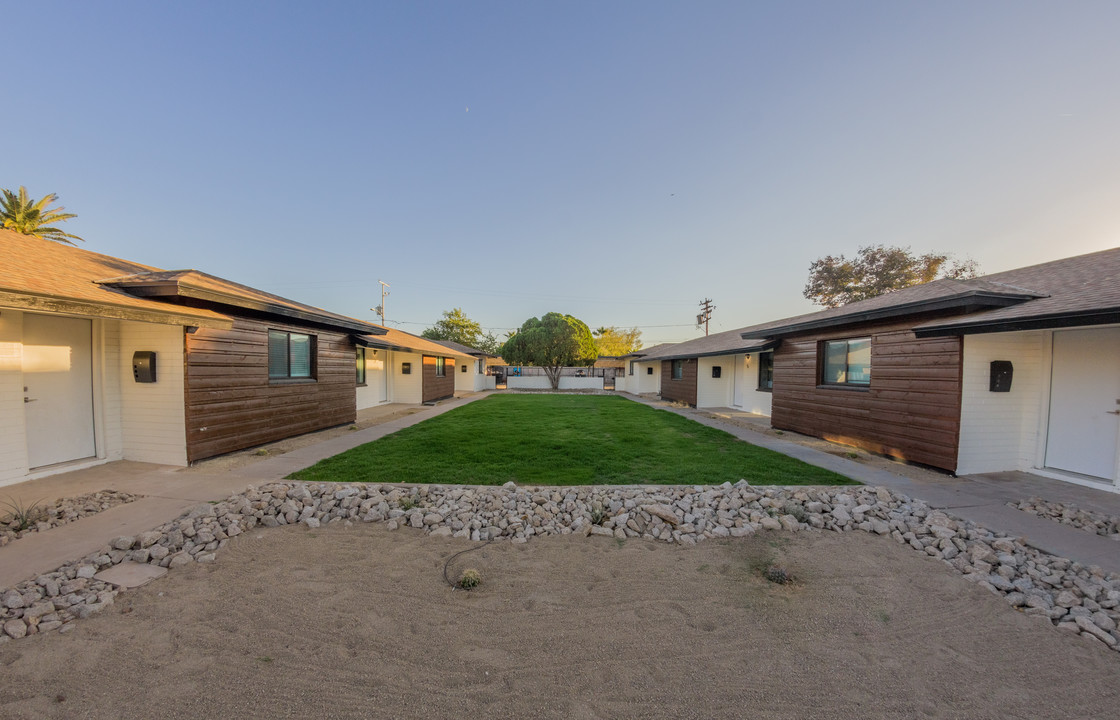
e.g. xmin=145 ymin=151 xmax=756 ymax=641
xmin=0 ymin=290 xmax=232 ymax=329
xmin=749 ymin=293 xmax=1035 ymax=339
xmin=914 ymin=310 xmax=1120 ymax=338
xmin=103 ymin=279 xmax=385 ymax=335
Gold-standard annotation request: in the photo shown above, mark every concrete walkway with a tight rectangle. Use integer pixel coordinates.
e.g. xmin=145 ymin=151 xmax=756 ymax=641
xmin=0 ymin=394 xmax=487 ymax=588
xmin=3 ymin=390 xmax=1119 ymax=588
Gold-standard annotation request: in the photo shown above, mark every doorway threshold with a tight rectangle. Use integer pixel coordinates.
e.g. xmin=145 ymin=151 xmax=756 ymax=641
xmin=1028 ymin=467 xmax=1120 ymax=494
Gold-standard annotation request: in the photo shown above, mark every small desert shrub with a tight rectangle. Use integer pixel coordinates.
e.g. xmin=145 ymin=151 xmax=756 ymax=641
xmin=763 ymin=565 xmax=794 ymax=585
xmin=782 ymin=502 xmax=808 ymax=523
xmin=589 ymin=502 xmax=606 ymax=525
xmin=845 ymin=451 xmax=859 ymax=459
xmin=458 ymin=568 xmax=482 ymax=589
xmin=1 ymin=497 xmax=45 ymax=532
xmin=399 ymin=496 xmax=418 ymax=511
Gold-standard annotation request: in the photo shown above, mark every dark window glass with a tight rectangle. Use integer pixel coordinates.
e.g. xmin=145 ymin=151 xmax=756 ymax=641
xmin=821 ymin=338 xmax=871 ymax=386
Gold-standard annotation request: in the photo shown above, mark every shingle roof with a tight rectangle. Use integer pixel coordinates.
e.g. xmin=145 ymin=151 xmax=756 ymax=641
xmin=429 ymin=339 xmax=496 ymax=357
xmin=0 ymin=229 xmax=230 ymax=327
xmin=633 ymin=330 xmax=775 ymax=361
xmin=98 ymin=269 xmax=384 ymax=335
xmin=734 ymin=277 xmax=1045 ymax=340
xmin=914 ymin=246 xmax=1120 ymax=335
xmin=356 ymin=326 xmax=478 ymax=357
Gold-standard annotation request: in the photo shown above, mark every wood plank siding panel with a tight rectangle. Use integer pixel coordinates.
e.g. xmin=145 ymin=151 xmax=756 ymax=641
xmin=422 ymin=356 xmax=455 ymax=403
xmin=184 ymin=317 xmax=356 ymax=462
xmin=660 ymin=359 xmax=698 ymax=406
xmin=770 ymin=322 xmax=963 ymax=472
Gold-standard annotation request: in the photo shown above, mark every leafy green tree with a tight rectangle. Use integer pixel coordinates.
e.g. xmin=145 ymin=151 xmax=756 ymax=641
xmin=475 ymin=331 xmax=501 ymax=356
xmin=1 ymin=186 xmax=84 ymax=245
xmin=592 ymin=326 xmax=642 ymax=356
xmin=804 ymin=245 xmax=979 ymax=308
xmin=500 ymin=312 xmax=598 ymax=389
xmin=421 ymin=308 xmax=484 ymax=346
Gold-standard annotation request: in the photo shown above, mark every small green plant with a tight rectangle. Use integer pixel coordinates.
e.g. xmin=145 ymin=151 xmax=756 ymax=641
xmin=773 ymin=430 xmax=784 ymax=436
xmin=1 ymin=496 xmax=45 ymax=532
xmin=349 ymin=425 xmax=358 ymax=431
xmin=763 ymin=565 xmax=794 ymax=585
xmin=589 ymin=502 xmax=606 ymax=525
xmin=254 ymin=449 xmax=270 ymax=456
xmin=782 ymin=502 xmax=809 ymax=524
xmin=845 ymin=451 xmax=859 ymax=459
xmin=399 ymin=496 xmax=418 ymax=511
xmin=458 ymin=568 xmax=482 ymax=589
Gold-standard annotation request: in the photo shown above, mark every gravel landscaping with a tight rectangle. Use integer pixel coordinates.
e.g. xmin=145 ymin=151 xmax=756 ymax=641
xmin=2 ymin=481 xmax=1120 ymax=656
xmin=1008 ymin=497 xmax=1120 ymax=542
xmin=0 ymin=490 xmax=139 ymax=547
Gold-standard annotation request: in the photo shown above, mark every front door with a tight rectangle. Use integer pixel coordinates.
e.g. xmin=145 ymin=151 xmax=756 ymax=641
xmin=1045 ymin=328 xmax=1120 ymax=483
xmin=22 ymin=314 xmax=97 ymax=468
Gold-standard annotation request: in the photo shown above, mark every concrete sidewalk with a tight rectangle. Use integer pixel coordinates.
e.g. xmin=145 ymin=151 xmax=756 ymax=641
xmin=3 ymin=390 xmax=1119 ymax=589
xmin=0 ymin=393 xmax=487 ymax=587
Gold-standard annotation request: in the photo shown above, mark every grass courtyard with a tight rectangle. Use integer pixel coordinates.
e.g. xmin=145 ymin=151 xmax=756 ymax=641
xmin=291 ymin=394 xmax=857 ymax=486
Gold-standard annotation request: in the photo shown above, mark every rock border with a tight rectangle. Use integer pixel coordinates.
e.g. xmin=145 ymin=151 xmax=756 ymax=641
xmin=1008 ymin=497 xmax=1120 ymax=542
xmin=0 ymin=490 xmax=140 ymax=547
xmin=1 ymin=482 xmax=1118 ymax=652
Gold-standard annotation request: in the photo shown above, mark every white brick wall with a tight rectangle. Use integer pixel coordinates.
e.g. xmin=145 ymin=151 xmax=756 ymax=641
xmin=98 ymin=320 xmax=124 ymax=461
xmin=118 ymin=322 xmax=187 ymax=465
xmin=389 ymin=350 xmax=422 ymax=404
xmin=697 ymin=356 xmax=733 ymax=408
xmin=0 ymin=310 xmax=28 ymax=485
xmin=957 ymin=332 xmax=1047 ymax=475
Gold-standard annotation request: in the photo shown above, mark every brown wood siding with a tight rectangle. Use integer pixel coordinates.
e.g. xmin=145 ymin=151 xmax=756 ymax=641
xmin=770 ymin=321 xmax=963 ymax=472
xmin=660 ymin=359 xmax=698 ymax=406
xmin=422 ymin=356 xmax=455 ymax=403
xmin=184 ymin=317 xmax=356 ymax=462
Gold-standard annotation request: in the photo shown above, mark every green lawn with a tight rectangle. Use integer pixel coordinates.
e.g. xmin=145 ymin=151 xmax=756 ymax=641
xmin=288 ymin=394 xmax=855 ymax=490
xmin=291 ymin=394 xmax=858 ymax=486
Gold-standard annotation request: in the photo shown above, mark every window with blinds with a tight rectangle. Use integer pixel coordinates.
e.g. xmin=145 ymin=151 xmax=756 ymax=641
xmin=268 ymin=330 xmax=314 ymax=380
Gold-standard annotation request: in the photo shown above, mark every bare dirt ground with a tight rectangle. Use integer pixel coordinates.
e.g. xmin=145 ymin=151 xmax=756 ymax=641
xmin=1 ymin=524 xmax=1116 ymax=719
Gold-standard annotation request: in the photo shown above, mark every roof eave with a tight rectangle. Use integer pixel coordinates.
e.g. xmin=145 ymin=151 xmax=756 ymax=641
xmin=750 ymin=292 xmax=1038 ymax=339
xmin=914 ymin=309 xmax=1120 ymax=338
xmin=102 ymin=279 xmax=384 ymax=335
xmin=0 ymin=289 xmax=232 ymax=329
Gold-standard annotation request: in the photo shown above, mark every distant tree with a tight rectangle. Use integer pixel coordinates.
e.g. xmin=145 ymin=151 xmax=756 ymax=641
xmin=1 ymin=186 xmax=84 ymax=245
xmin=500 ymin=312 xmax=598 ymax=389
xmin=803 ymin=245 xmax=979 ymax=308
xmin=421 ymin=308 xmax=484 ymax=347
xmin=476 ymin=331 xmax=501 ymax=356
xmin=592 ymin=326 xmax=643 ymax=356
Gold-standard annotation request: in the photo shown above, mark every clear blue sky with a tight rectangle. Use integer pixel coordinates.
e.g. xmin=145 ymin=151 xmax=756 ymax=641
xmin=7 ymin=1 xmax=1119 ymax=345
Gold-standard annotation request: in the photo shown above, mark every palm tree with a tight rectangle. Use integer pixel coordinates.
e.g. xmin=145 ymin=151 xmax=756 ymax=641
xmin=1 ymin=186 xmax=84 ymax=244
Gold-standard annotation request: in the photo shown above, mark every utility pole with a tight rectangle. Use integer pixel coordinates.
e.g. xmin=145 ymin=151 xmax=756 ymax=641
xmin=372 ymin=280 xmax=390 ymax=324
xmin=697 ymin=298 xmax=715 ymax=336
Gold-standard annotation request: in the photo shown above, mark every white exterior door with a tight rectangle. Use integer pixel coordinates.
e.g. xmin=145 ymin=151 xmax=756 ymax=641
xmin=1045 ymin=328 xmax=1120 ymax=482
xmin=22 ymin=314 xmax=96 ymax=468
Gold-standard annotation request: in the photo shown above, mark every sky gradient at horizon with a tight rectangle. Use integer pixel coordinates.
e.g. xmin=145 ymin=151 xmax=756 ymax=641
xmin=6 ymin=1 xmax=1119 ymax=345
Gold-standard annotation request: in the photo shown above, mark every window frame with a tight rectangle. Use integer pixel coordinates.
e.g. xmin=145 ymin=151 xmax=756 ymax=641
xmin=819 ymin=337 xmax=871 ymax=388
xmin=757 ymin=351 xmax=774 ymax=392
xmin=671 ymin=359 xmax=684 ymax=380
xmin=268 ymin=330 xmax=316 ymax=382
xmin=435 ymin=356 xmax=446 ymax=377
xmin=356 ymin=347 xmax=366 ymax=386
